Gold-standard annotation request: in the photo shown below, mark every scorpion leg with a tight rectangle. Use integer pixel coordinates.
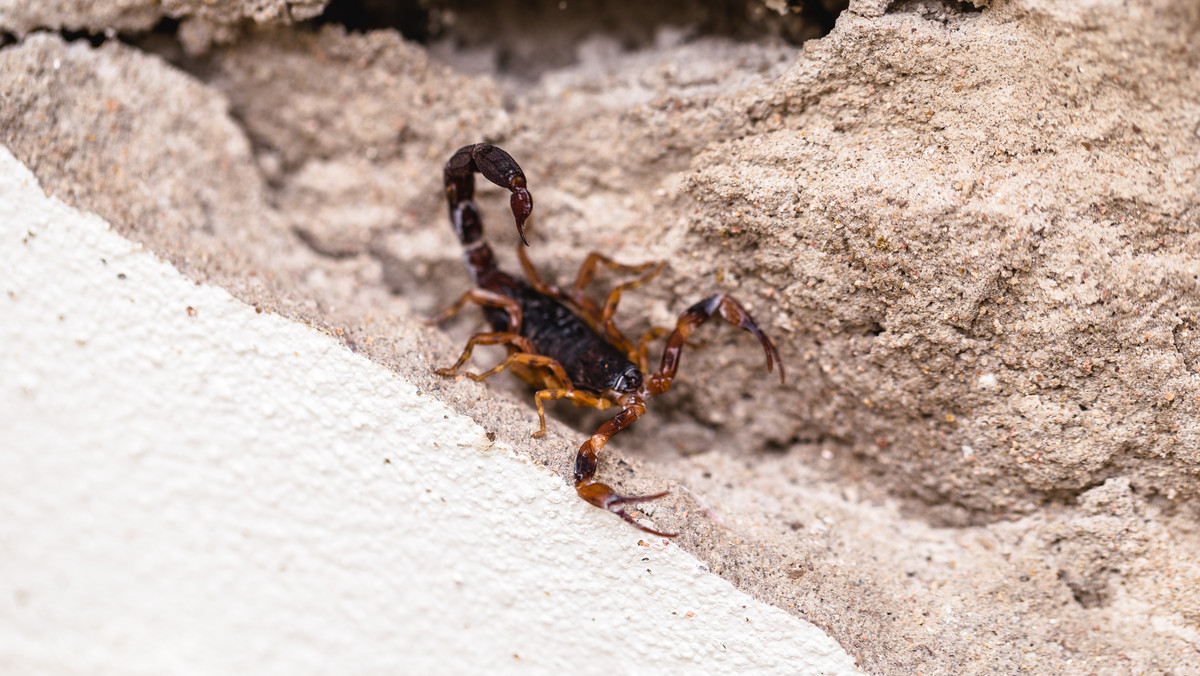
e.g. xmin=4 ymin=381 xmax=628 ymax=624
xmin=445 ymin=143 xmax=533 ymax=244
xmin=473 ymin=353 xmax=579 ymax=437
xmin=573 ymin=401 xmax=677 ymax=538
xmin=465 ymin=351 xmax=571 ymax=389
xmin=635 ymin=326 xmax=671 ymax=374
xmin=569 ymin=253 xmax=663 ymax=319
xmin=532 ymin=388 xmax=613 ymax=439
xmin=597 ymin=261 xmax=666 ymax=359
xmin=425 ymin=289 xmax=523 ymax=333
xmin=435 ymin=331 xmax=526 ymax=377
xmin=647 ymin=294 xmax=785 ymax=395
xmin=555 ymin=253 xmax=664 ymax=356
xmin=436 ymin=331 xmax=579 ymax=438
xmin=514 ymin=245 xmax=595 ymax=313
xmin=516 ymin=242 xmax=563 ymax=299
xmin=436 ymin=332 xmax=570 ymax=388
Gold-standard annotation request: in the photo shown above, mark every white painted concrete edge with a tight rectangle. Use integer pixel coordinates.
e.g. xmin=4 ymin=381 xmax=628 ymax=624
xmin=0 ymin=146 xmax=861 ymax=675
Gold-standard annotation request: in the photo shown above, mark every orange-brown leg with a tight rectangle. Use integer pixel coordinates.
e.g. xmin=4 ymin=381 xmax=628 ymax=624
xmin=531 ymin=388 xmax=613 ymax=438
xmin=465 ymin=351 xmax=571 ymax=389
xmin=571 ymin=253 xmax=662 ymax=296
xmin=425 ymin=288 xmax=523 ymax=333
xmin=440 ymin=341 xmax=578 ymax=437
xmin=646 ymin=294 xmax=785 ymax=396
xmin=596 ymin=262 xmax=665 ymax=358
xmin=572 ymin=400 xmax=676 ymax=537
xmin=436 ymin=332 xmax=539 ymax=377
xmin=515 ymin=242 xmax=563 ymax=300
xmin=568 ymin=253 xmax=663 ymax=324
xmin=635 ymin=326 xmax=671 ymax=374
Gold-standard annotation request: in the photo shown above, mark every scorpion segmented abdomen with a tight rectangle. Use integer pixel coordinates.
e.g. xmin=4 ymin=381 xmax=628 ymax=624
xmin=512 ymin=284 xmax=638 ymax=394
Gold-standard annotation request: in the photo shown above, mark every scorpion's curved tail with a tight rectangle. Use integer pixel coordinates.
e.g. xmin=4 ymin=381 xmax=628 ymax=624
xmin=444 ymin=143 xmax=533 ymax=252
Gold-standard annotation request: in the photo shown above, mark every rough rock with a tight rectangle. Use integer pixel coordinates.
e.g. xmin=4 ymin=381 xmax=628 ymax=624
xmin=679 ymin=0 xmax=1200 ymax=518
xmin=0 ymin=0 xmax=327 ymax=37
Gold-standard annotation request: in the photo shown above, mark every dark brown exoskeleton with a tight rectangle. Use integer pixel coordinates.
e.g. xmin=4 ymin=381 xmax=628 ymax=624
xmin=430 ymin=143 xmax=784 ymax=537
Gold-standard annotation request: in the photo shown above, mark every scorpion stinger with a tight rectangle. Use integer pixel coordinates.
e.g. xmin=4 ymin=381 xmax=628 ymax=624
xmin=444 ymin=143 xmax=533 ymax=245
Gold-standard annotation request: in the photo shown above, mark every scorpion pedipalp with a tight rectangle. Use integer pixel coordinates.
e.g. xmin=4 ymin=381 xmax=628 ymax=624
xmin=648 ymin=293 xmax=785 ymax=395
xmin=569 ymin=402 xmax=678 ymax=537
xmin=576 ymin=481 xmax=677 ymax=538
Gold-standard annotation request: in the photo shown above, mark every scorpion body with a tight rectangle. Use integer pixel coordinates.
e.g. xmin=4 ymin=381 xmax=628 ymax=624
xmin=430 ymin=143 xmax=783 ymax=536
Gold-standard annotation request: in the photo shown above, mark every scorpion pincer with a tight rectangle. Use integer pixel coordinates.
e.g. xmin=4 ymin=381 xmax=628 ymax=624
xmin=429 ymin=143 xmax=784 ymax=537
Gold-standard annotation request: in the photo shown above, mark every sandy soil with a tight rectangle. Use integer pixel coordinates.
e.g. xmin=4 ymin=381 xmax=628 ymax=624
xmin=3 ymin=0 xmax=1199 ymax=673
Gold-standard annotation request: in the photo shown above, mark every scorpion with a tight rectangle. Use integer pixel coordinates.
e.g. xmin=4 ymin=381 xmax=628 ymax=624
xmin=429 ymin=143 xmax=784 ymax=537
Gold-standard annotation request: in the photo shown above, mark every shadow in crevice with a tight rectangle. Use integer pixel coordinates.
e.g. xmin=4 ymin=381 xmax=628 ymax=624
xmin=887 ymin=0 xmax=984 ymax=23
xmin=313 ymin=0 xmax=848 ymax=81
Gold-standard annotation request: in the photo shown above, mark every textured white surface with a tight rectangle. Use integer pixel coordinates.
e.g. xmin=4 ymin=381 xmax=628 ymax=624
xmin=0 ymin=147 xmax=861 ymax=675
